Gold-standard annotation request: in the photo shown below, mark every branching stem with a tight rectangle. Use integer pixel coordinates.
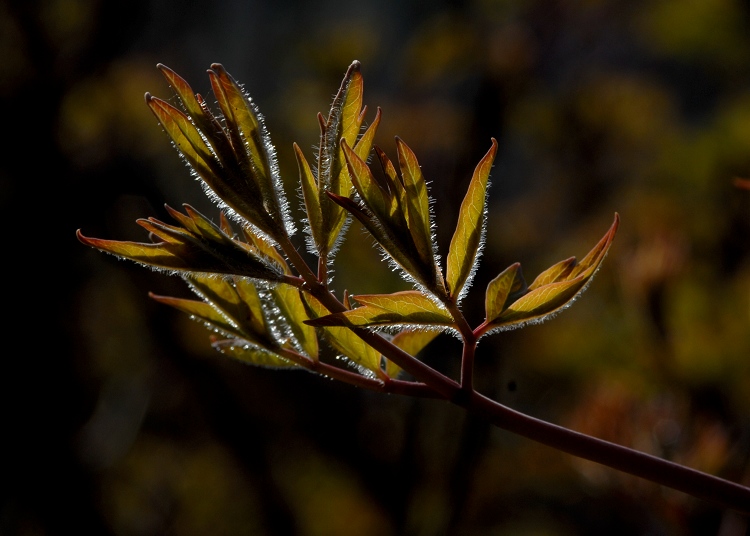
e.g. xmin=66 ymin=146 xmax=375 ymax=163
xmin=460 ymin=390 xmax=750 ymax=514
xmin=274 ymin=224 xmax=750 ymax=513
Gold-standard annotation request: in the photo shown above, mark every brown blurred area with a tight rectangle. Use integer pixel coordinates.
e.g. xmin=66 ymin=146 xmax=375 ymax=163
xmin=3 ymin=0 xmax=750 ymax=534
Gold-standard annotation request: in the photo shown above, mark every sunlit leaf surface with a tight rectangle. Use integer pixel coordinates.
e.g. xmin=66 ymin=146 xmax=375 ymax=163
xmin=306 ymin=291 xmax=455 ymax=329
xmin=212 ymin=339 xmax=298 ymax=369
xmin=446 ymin=139 xmax=498 ymax=300
xmin=482 ymin=214 xmax=619 ymax=334
xmin=301 ymin=293 xmax=383 ymax=376
xmin=77 ymin=205 xmax=284 ymax=281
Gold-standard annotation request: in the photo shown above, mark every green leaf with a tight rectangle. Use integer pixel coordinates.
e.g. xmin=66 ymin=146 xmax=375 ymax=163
xmin=212 ymin=339 xmax=298 ymax=369
xmin=187 ymin=274 xmax=269 ymax=339
xmin=483 ymin=214 xmax=619 ymax=334
xmin=208 ymin=64 xmax=276 ymax=204
xmin=145 ymin=95 xmax=217 ymax=179
xmin=527 ymin=257 xmax=576 ymax=290
xmin=77 ymin=206 xmax=284 ymax=281
xmin=156 ymin=63 xmax=234 ymax=162
xmin=301 ymin=292 xmax=384 ymax=376
xmin=484 ymin=262 xmax=527 ymax=323
xmin=385 ymin=329 xmax=441 ymax=378
xmin=341 ymin=139 xmax=393 ymax=222
xmin=315 ymin=61 xmax=380 ymax=257
xmin=240 ymin=225 xmax=290 ymax=275
xmin=489 ymin=277 xmax=590 ymax=329
xmin=149 ymin=292 xmax=248 ymax=340
xmin=353 ymin=107 xmax=381 ymax=160
xmin=149 ymin=64 xmax=292 ymax=240
xmin=395 ymin=138 xmax=434 ymax=267
xmin=271 ymin=284 xmax=319 ymax=359
xmin=446 ymin=139 xmax=498 ymax=300
xmin=325 ymin=192 xmax=435 ymax=294
xmin=337 ymin=142 xmax=443 ymax=295
xmin=295 ymin=142 xmax=324 ymax=253
xmin=306 ymin=290 xmax=455 ymax=329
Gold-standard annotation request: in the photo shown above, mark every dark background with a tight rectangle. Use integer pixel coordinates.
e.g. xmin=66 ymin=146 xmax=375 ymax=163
xmin=4 ymin=0 xmax=750 ymax=534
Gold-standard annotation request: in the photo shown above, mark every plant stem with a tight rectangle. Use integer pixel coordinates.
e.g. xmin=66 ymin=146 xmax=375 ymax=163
xmin=460 ymin=389 xmax=750 ymax=513
xmin=274 ymin=234 xmax=750 ymax=513
xmin=442 ymin=299 xmax=476 ymax=392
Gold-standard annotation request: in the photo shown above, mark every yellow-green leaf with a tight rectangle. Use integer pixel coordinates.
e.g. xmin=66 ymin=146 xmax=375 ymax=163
xmin=149 ymin=292 xmax=248 ymax=340
xmin=484 ymin=262 xmax=526 ymax=323
xmin=232 ymin=276 xmax=268 ymax=336
xmin=316 ymin=61 xmax=379 ymax=257
xmin=146 ymin=95 xmax=215 ymax=179
xmin=301 ymin=292 xmax=383 ymax=375
xmin=483 ymin=214 xmax=619 ymax=334
xmin=186 ymin=274 xmax=269 ymax=341
xmin=77 ymin=206 xmax=284 ymax=281
xmin=338 ymin=62 xmax=365 ymax=147
xmin=395 ymin=138 xmax=433 ymax=267
xmin=271 ymin=285 xmax=319 ymax=359
xmin=446 ymin=139 xmax=498 ymax=300
xmin=489 ymin=277 xmax=590 ymax=329
xmin=342 ymin=139 xmax=392 ymax=221
xmin=306 ymin=290 xmax=454 ymax=329
xmin=208 ymin=64 xmax=272 ymax=194
xmin=385 ymin=329 xmax=441 ymax=378
xmin=353 ymin=107 xmax=382 ymax=160
xmin=240 ymin=225 xmax=290 ymax=274
xmin=295 ymin=142 xmax=324 ymax=251
xmin=527 ymin=257 xmax=576 ymax=290
xmin=567 ymin=214 xmax=620 ymax=279
xmin=156 ymin=63 xmax=211 ymax=131
xmin=212 ymin=339 xmax=298 ymax=369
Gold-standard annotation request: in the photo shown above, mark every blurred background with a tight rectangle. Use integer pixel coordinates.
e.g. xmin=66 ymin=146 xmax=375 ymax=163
xmin=4 ymin=0 xmax=750 ymax=534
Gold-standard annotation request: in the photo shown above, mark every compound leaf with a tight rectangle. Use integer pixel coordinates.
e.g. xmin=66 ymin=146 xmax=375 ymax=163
xmin=77 ymin=206 xmax=284 ymax=281
xmin=483 ymin=214 xmax=619 ymax=334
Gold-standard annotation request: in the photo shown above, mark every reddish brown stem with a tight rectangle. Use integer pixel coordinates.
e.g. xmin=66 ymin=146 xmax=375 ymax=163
xmin=460 ymin=390 xmax=750 ymax=513
xmin=275 ymin=233 xmax=750 ymax=513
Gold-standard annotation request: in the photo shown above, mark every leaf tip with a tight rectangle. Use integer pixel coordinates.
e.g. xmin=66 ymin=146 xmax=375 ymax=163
xmin=76 ymin=229 xmax=91 ymax=245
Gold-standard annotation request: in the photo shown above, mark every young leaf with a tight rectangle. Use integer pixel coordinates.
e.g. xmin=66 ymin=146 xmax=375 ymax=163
xmin=484 ymin=262 xmax=527 ymax=322
xmin=212 ymin=339 xmax=299 ymax=369
xmin=271 ymin=284 xmax=319 ymax=359
xmin=186 ymin=274 xmax=268 ymax=339
xmin=395 ymin=138 xmax=434 ymax=268
xmin=240 ymin=226 xmax=290 ymax=275
xmin=384 ymin=329 xmax=441 ymax=379
xmin=301 ymin=292 xmax=384 ymax=377
xmin=527 ymin=257 xmax=576 ymax=290
xmin=294 ymin=142 xmax=324 ymax=253
xmin=207 ymin=64 xmax=286 ymax=220
xmin=446 ymin=139 xmax=498 ymax=301
xmin=145 ymin=95 xmax=217 ymax=180
xmin=337 ymin=141 xmax=444 ymax=295
xmin=309 ymin=60 xmax=380 ymax=260
xmin=306 ymin=291 xmax=455 ymax=329
xmin=148 ymin=65 xmax=293 ymax=241
xmin=76 ymin=205 xmax=284 ymax=281
xmin=481 ymin=214 xmax=619 ymax=334
xmin=149 ymin=292 xmax=248 ymax=340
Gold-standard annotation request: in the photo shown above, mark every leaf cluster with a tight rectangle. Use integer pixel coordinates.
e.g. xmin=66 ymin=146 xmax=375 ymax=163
xmin=78 ymin=60 xmax=618 ymax=384
xmin=75 ymin=61 xmax=750 ymax=514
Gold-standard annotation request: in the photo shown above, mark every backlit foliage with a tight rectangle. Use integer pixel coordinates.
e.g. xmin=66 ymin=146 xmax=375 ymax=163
xmin=78 ymin=61 xmax=617 ymax=381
